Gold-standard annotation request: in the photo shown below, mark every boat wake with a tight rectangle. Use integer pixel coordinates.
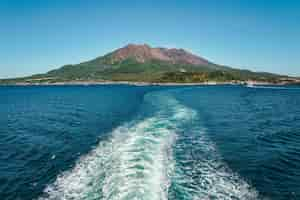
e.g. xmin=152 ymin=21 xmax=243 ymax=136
xmin=39 ymin=90 xmax=259 ymax=200
xmin=169 ymin=125 xmax=259 ymax=200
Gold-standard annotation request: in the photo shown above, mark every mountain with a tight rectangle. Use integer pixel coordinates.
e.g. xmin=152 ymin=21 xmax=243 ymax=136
xmin=0 ymin=44 xmax=294 ymax=84
xmin=104 ymin=44 xmax=211 ymax=65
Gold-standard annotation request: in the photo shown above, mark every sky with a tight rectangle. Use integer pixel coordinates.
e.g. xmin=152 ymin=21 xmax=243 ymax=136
xmin=0 ymin=0 xmax=299 ymax=78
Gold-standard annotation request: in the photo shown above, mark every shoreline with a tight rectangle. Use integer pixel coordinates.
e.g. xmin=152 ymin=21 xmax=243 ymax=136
xmin=0 ymin=80 xmax=298 ymax=87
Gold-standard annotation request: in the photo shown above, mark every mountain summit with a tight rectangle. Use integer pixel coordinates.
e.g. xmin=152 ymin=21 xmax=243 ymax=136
xmin=104 ymin=44 xmax=211 ymax=65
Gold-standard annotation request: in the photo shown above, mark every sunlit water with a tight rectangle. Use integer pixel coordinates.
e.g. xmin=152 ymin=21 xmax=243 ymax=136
xmin=0 ymin=85 xmax=299 ymax=199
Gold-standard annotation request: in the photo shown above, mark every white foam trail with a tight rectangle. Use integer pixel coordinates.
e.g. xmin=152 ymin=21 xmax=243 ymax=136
xmin=39 ymin=91 xmax=259 ymax=200
xmin=170 ymin=126 xmax=259 ymax=200
xmin=39 ymin=92 xmax=195 ymax=200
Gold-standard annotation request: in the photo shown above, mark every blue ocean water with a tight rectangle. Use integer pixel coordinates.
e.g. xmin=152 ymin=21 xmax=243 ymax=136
xmin=0 ymin=85 xmax=299 ymax=200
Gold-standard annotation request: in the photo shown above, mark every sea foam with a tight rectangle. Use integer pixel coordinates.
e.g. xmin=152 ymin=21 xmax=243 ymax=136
xmin=39 ymin=91 xmax=258 ymax=200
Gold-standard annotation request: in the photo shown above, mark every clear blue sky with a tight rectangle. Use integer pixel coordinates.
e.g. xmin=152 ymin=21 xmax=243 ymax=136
xmin=0 ymin=0 xmax=299 ymax=78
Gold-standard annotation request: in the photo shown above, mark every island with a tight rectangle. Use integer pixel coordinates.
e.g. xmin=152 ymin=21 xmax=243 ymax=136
xmin=1 ymin=44 xmax=299 ymax=86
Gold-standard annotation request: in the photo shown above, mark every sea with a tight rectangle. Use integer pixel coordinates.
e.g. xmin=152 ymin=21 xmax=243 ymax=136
xmin=0 ymin=85 xmax=299 ymax=200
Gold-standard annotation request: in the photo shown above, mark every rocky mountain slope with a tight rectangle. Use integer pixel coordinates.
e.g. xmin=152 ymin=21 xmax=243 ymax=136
xmin=103 ymin=44 xmax=211 ymax=65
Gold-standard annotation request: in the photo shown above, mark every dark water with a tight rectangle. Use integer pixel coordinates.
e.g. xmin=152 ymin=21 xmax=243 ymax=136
xmin=0 ymin=85 xmax=299 ymax=199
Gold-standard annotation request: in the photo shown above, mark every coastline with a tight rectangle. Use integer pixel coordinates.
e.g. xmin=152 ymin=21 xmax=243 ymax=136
xmin=0 ymin=80 xmax=298 ymax=87
xmin=0 ymin=81 xmax=224 ymax=87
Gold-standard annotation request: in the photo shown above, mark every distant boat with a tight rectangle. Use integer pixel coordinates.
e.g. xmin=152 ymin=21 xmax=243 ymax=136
xmin=246 ymin=82 xmax=255 ymax=88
